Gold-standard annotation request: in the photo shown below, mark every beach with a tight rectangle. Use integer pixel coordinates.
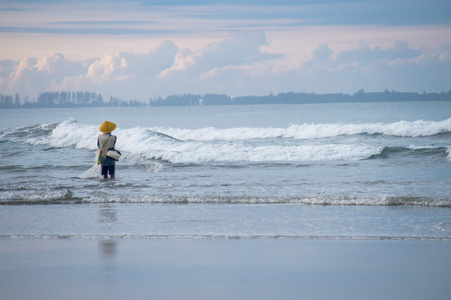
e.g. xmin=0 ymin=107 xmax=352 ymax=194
xmin=1 ymin=203 xmax=451 ymax=299
xmin=1 ymin=238 xmax=450 ymax=300
xmin=1 ymin=102 xmax=450 ymax=299
xmin=2 ymin=0 xmax=451 ymax=298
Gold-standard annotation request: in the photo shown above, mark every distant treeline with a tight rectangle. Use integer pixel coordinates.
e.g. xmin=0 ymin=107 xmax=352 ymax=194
xmin=1 ymin=89 xmax=451 ymax=109
xmin=150 ymin=90 xmax=451 ymax=106
xmin=0 ymin=91 xmax=144 ymax=108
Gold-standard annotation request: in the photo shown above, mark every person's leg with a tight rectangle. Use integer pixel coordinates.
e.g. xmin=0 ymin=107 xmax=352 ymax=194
xmin=101 ymin=165 xmax=108 ymax=179
xmin=109 ymin=165 xmax=115 ymax=179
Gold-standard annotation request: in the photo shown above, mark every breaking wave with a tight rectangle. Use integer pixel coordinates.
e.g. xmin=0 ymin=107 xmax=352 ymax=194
xmin=2 ymin=118 xmax=450 ymax=143
xmin=368 ymin=146 xmax=449 ymax=160
xmin=1 ymin=118 xmax=450 ymax=163
xmin=160 ymin=118 xmax=451 ymax=141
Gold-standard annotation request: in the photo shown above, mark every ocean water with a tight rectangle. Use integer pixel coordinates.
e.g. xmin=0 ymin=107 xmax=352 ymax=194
xmin=0 ymin=101 xmax=450 ymax=240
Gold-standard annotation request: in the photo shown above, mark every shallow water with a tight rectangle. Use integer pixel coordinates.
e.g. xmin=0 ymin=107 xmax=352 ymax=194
xmin=1 ymin=101 xmax=451 ymax=300
xmin=0 ymin=101 xmax=450 ymax=240
xmin=1 ymin=204 xmax=450 ymax=240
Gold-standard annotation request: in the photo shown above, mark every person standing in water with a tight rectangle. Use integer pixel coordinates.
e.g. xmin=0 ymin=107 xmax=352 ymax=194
xmin=98 ymin=121 xmax=119 ymax=179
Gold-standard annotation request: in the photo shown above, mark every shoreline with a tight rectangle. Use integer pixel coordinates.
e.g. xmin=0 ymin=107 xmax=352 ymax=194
xmin=2 ymin=203 xmax=450 ymax=241
xmin=2 ymin=235 xmax=451 ymax=241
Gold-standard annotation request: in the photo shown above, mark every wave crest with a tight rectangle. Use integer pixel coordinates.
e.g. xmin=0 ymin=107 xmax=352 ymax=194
xmin=4 ymin=118 xmax=450 ymax=163
xmin=155 ymin=118 xmax=451 ymax=141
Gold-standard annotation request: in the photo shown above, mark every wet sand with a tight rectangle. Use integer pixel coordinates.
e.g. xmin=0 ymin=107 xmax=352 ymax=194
xmin=1 ymin=238 xmax=450 ymax=300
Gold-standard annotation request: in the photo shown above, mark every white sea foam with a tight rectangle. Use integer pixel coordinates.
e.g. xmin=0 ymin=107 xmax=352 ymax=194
xmin=2 ymin=193 xmax=449 ymax=207
xmin=21 ymin=118 xmax=451 ymax=163
xmin=27 ymin=119 xmax=98 ymax=149
xmin=160 ymin=118 xmax=451 ymax=141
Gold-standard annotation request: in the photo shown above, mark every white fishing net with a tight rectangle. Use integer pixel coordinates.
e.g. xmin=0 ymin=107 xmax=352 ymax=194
xmin=78 ymin=150 xmax=101 ymax=178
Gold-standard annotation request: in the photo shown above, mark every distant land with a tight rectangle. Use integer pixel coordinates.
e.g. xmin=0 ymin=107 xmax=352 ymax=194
xmin=1 ymin=89 xmax=450 ymax=109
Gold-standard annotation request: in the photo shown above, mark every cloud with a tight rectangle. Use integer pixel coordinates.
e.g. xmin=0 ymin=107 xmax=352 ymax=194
xmin=0 ymin=34 xmax=450 ymax=100
xmin=0 ymin=53 xmax=87 ymax=97
xmin=282 ymin=42 xmax=451 ymax=93
xmin=150 ymin=32 xmax=284 ymax=96
xmin=0 ymin=33 xmax=283 ymax=98
xmin=333 ymin=41 xmax=422 ymax=67
xmin=160 ymin=32 xmax=282 ymax=77
xmin=0 ymin=59 xmax=18 ymax=80
xmin=0 ymin=41 xmax=180 ymax=99
xmin=84 ymin=41 xmax=178 ymax=81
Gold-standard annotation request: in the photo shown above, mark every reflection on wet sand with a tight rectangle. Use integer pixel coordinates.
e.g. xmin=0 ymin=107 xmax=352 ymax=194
xmin=99 ymin=239 xmax=117 ymax=257
xmin=98 ymin=205 xmax=117 ymax=224
xmin=98 ymin=204 xmax=118 ymax=260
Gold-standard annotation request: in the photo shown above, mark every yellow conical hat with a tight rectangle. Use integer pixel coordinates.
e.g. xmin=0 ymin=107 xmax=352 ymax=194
xmin=99 ymin=121 xmax=116 ymax=133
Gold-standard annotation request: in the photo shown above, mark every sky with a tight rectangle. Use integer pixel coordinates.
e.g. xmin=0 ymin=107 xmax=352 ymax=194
xmin=0 ymin=0 xmax=450 ymax=101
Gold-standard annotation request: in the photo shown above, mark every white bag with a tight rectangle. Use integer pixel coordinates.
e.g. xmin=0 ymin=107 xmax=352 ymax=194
xmin=106 ymin=149 xmax=121 ymax=161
